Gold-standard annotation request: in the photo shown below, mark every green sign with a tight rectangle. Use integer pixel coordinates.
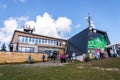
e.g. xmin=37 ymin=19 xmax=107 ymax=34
xmin=88 ymin=35 xmax=107 ymax=49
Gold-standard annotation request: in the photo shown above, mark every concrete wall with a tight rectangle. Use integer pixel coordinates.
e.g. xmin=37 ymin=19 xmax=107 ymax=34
xmin=0 ymin=51 xmax=48 ymax=64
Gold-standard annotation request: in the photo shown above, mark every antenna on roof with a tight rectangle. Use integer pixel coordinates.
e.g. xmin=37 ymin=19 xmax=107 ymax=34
xmin=87 ymin=13 xmax=91 ymax=28
xmin=22 ymin=13 xmax=35 ymax=33
xmin=86 ymin=13 xmax=96 ymax=33
xmin=23 ymin=24 xmax=35 ymax=33
xmin=86 ymin=13 xmax=96 ymax=28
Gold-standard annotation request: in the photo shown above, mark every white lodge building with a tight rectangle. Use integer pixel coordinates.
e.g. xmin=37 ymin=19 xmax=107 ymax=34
xmin=9 ymin=28 xmax=67 ymax=55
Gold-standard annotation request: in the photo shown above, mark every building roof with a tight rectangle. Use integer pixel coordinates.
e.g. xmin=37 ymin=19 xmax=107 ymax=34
xmin=68 ymin=27 xmax=110 ymax=55
xmin=10 ymin=30 xmax=67 ymax=43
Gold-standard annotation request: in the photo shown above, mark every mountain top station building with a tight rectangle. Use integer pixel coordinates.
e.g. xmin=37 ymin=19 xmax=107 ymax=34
xmin=9 ymin=27 xmax=67 ymax=56
xmin=66 ymin=16 xmax=110 ymax=59
xmin=9 ymin=16 xmax=112 ymax=59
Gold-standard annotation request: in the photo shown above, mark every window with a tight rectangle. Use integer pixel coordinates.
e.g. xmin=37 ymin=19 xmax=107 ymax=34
xmin=29 ymin=37 xmax=31 ymax=42
xmin=22 ymin=36 xmax=24 ymax=42
xmin=51 ymin=40 xmax=53 ymax=45
xmin=46 ymin=40 xmax=49 ymax=45
xmin=59 ymin=42 xmax=62 ymax=46
xmin=18 ymin=36 xmax=22 ymax=42
xmin=18 ymin=47 xmax=34 ymax=53
xmin=42 ymin=39 xmax=44 ymax=44
xmin=54 ymin=41 xmax=57 ymax=46
xmin=22 ymin=47 xmax=25 ymax=52
xmin=30 ymin=48 xmax=34 ymax=52
xmin=31 ymin=37 xmax=34 ymax=43
xmin=48 ymin=40 xmax=50 ymax=44
xmin=34 ymin=38 xmax=36 ymax=44
xmin=36 ymin=38 xmax=39 ymax=44
xmin=57 ymin=41 xmax=58 ymax=46
xmin=18 ymin=47 xmax=22 ymax=52
xmin=44 ymin=39 xmax=47 ymax=44
xmin=39 ymin=39 xmax=41 ymax=44
xmin=25 ymin=47 xmax=29 ymax=52
xmin=25 ymin=36 xmax=27 ymax=42
xmin=26 ymin=37 xmax=29 ymax=43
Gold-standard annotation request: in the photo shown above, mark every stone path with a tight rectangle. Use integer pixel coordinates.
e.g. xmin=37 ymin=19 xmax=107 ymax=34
xmin=0 ymin=60 xmax=68 ymax=67
xmin=20 ymin=62 xmax=68 ymax=67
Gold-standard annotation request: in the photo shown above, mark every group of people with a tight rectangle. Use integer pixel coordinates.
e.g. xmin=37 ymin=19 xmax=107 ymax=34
xmin=50 ymin=53 xmax=57 ymax=63
xmin=28 ymin=53 xmax=73 ymax=64
xmin=49 ymin=53 xmax=72 ymax=63
xmin=60 ymin=53 xmax=72 ymax=63
xmin=82 ymin=50 xmax=104 ymax=62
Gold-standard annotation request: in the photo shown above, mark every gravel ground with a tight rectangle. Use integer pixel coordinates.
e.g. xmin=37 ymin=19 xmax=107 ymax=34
xmin=0 ymin=61 xmax=68 ymax=67
xmin=20 ymin=62 xmax=68 ymax=67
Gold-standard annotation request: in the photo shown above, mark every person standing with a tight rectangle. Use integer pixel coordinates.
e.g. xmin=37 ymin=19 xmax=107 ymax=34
xmin=53 ymin=54 xmax=57 ymax=63
xmin=42 ymin=54 xmax=46 ymax=62
xmin=96 ymin=51 xmax=100 ymax=60
xmin=68 ymin=54 xmax=72 ymax=63
xmin=28 ymin=54 xmax=34 ymax=63
xmin=61 ymin=53 xmax=65 ymax=63
xmin=110 ymin=49 xmax=114 ymax=58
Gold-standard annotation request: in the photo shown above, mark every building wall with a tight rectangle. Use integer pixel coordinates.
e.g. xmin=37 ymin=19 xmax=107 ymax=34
xmin=10 ymin=31 xmax=67 ymax=55
xmin=67 ymin=27 xmax=110 ymax=59
xmin=68 ymin=28 xmax=89 ymax=55
xmin=87 ymin=30 xmax=110 ymax=58
xmin=0 ymin=51 xmax=48 ymax=64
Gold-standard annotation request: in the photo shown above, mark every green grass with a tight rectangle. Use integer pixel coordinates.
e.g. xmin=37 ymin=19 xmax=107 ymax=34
xmin=0 ymin=57 xmax=120 ymax=80
xmin=77 ymin=57 xmax=120 ymax=68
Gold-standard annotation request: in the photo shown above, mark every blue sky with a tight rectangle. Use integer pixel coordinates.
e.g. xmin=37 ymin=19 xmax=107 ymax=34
xmin=0 ymin=0 xmax=120 ymax=49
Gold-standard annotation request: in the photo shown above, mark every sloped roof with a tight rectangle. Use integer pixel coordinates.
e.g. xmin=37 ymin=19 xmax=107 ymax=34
xmin=68 ymin=27 xmax=110 ymax=55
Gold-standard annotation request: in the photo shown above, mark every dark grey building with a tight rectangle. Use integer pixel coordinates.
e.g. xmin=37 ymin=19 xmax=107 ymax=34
xmin=66 ymin=16 xmax=110 ymax=58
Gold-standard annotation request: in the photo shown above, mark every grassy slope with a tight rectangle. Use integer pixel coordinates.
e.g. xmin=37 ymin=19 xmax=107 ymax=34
xmin=0 ymin=57 xmax=120 ymax=80
xmin=77 ymin=57 xmax=120 ymax=68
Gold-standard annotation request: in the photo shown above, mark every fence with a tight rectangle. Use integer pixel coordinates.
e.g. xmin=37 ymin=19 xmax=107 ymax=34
xmin=0 ymin=51 xmax=48 ymax=64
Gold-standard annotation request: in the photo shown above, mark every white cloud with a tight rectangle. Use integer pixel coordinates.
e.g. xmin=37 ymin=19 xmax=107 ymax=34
xmin=25 ymin=12 xmax=72 ymax=38
xmin=4 ymin=17 xmax=18 ymax=34
xmin=55 ymin=17 xmax=72 ymax=32
xmin=0 ymin=12 xmax=72 ymax=50
xmin=0 ymin=17 xmax=19 ymax=48
xmin=0 ymin=16 xmax=29 ymax=50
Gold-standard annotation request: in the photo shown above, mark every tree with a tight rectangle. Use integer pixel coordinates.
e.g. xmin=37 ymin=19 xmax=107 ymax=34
xmin=1 ymin=43 xmax=6 ymax=51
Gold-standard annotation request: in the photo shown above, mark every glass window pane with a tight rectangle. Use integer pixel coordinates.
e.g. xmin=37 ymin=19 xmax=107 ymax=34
xmin=30 ymin=48 xmax=34 ymax=53
xmin=33 ymin=38 xmax=36 ymax=43
xmin=22 ymin=47 xmax=25 ymax=52
xmin=18 ymin=47 xmax=22 ymax=52
xmin=29 ymin=37 xmax=31 ymax=42
xmin=22 ymin=36 xmax=24 ymax=42
xmin=39 ymin=39 xmax=41 ymax=44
